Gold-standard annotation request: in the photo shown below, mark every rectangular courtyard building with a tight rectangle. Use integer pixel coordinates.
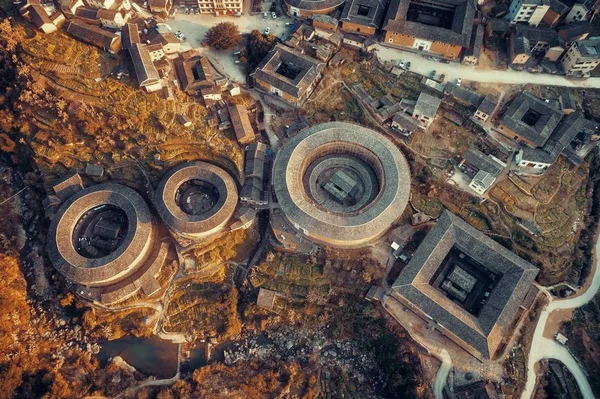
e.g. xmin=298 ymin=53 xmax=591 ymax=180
xmin=382 ymin=0 xmax=476 ymax=61
xmin=250 ymin=44 xmax=325 ymax=106
xmin=392 ymin=210 xmax=539 ymax=360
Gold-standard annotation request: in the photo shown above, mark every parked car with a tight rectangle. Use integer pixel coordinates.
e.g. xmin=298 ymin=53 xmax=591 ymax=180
xmin=440 ymin=59 xmax=450 ymax=64
xmin=265 ymin=27 xmax=271 ymax=34
xmin=263 ymin=12 xmax=268 ymax=18
xmin=272 ymin=11 xmax=276 ymax=18
xmin=456 ymin=78 xmax=462 ymax=86
xmin=430 ymin=70 xmax=436 ymax=78
xmin=439 ymin=73 xmax=445 ymax=82
xmin=233 ymin=51 xmax=241 ymax=56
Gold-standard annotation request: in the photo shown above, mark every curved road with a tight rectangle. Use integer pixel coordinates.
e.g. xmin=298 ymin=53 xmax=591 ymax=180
xmin=522 ymin=240 xmax=600 ymax=399
xmin=433 ymin=350 xmax=452 ymax=399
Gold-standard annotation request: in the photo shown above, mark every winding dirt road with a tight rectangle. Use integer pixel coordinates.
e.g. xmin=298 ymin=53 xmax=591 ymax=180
xmin=521 ymin=239 xmax=600 ymax=399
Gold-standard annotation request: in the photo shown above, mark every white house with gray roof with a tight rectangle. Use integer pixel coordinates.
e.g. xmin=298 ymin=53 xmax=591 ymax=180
xmin=412 ymin=92 xmax=441 ymax=128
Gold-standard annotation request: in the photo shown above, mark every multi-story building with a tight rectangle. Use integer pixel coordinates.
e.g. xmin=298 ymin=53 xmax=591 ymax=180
xmin=563 ymin=0 xmax=597 ymax=24
xmin=561 ymin=37 xmax=600 ymax=75
xmin=505 ymin=0 xmax=549 ymax=26
xmin=176 ymin=0 xmax=242 ymax=15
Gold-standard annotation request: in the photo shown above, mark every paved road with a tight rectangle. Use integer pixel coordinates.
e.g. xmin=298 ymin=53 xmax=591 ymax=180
xmin=521 ymin=238 xmax=600 ymax=399
xmin=433 ymin=350 xmax=452 ymax=399
xmin=374 ymin=44 xmax=600 ymax=88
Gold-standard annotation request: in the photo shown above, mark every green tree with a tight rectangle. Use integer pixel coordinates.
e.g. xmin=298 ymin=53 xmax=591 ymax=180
xmin=205 ymin=22 xmax=241 ymax=50
xmin=247 ymin=30 xmax=278 ymax=69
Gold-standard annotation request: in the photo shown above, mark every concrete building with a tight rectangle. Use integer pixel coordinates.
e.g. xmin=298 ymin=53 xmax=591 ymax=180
xmin=505 ymin=0 xmax=549 ymax=26
xmin=496 ymin=91 xmax=563 ymax=147
xmin=283 ymin=0 xmax=345 ymax=17
xmin=558 ymin=21 xmax=592 ymax=43
xmin=155 ymin=161 xmax=238 ymax=240
xmin=459 ymin=147 xmax=506 ymax=194
xmin=541 ymin=0 xmax=571 ymax=27
xmin=340 ymin=0 xmax=387 ymax=36
xmin=229 ymin=104 xmax=256 ymax=145
xmin=383 ymin=0 xmax=476 ymax=61
xmin=130 ymin=43 xmax=162 ymax=93
xmin=66 ymin=20 xmax=122 ymax=53
xmin=509 ymin=25 xmax=566 ymax=67
xmin=176 ymin=0 xmax=242 ymax=15
xmin=272 ymin=122 xmax=411 ymax=248
xmin=473 ymin=95 xmax=497 ymax=122
xmin=413 ymin=92 xmax=441 ymax=128
xmin=250 ymin=44 xmax=325 ymax=106
xmin=47 ymin=181 xmax=168 ymax=305
xmin=393 ymin=210 xmax=539 ymax=360
xmin=561 ymin=37 xmax=600 ymax=76
xmin=563 ymin=0 xmax=597 ymax=24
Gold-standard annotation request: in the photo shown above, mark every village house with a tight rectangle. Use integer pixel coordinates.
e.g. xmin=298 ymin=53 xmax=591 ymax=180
xmin=146 ymin=43 xmax=165 ymax=61
xmin=148 ymin=0 xmax=172 ymax=14
xmin=382 ymin=0 xmax=477 ymax=61
xmin=20 ymin=1 xmax=66 ymax=33
xmin=505 ymin=0 xmax=549 ymax=26
xmin=174 ymin=51 xmax=214 ymax=94
xmin=563 ymin=0 xmax=597 ymax=24
xmin=558 ymin=21 xmax=592 ymax=43
xmin=97 ymin=9 xmax=129 ymax=28
xmin=74 ymin=6 xmax=100 ymax=24
xmin=561 ymin=37 xmax=600 ymax=76
xmin=486 ymin=19 xmax=510 ymax=39
xmin=541 ymin=0 xmax=570 ymax=27
xmin=463 ymin=24 xmax=484 ymax=65
xmin=459 ymin=147 xmax=506 ymax=194
xmin=66 ymin=20 xmax=122 ymax=53
xmin=58 ymin=0 xmax=84 ymax=16
xmin=509 ymin=25 xmax=566 ymax=68
xmin=391 ymin=112 xmax=419 ymax=136
xmin=200 ymin=85 xmax=222 ymax=104
xmin=340 ymin=0 xmax=387 ymax=37
xmin=229 ymin=104 xmax=256 ymax=145
xmin=312 ymin=14 xmax=339 ymax=32
xmin=121 ymin=22 xmax=140 ymax=50
xmin=250 ymin=44 xmax=325 ymax=106
xmin=342 ymin=33 xmax=377 ymax=51
xmin=473 ymin=95 xmax=498 ymax=122
xmin=185 ymin=0 xmax=243 ymax=15
xmin=517 ymin=111 xmax=599 ymax=174
xmin=496 ymin=91 xmax=563 ymax=147
xmin=413 ymin=92 xmax=441 ymax=128
xmin=130 ymin=43 xmax=162 ymax=93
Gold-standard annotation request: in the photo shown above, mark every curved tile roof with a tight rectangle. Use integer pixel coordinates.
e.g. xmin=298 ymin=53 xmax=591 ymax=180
xmin=273 ymin=122 xmax=411 ymax=248
xmin=284 ymin=0 xmax=345 ymax=10
xmin=155 ymin=161 xmax=238 ymax=239
xmin=47 ymin=183 xmax=154 ymax=287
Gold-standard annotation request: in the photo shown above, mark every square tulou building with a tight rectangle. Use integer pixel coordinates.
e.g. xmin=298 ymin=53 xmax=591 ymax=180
xmin=393 ymin=210 xmax=539 ymax=359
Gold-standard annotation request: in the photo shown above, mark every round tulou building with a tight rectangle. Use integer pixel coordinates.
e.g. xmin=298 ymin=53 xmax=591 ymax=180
xmin=155 ymin=161 xmax=238 ymax=240
xmin=272 ymin=122 xmax=411 ymax=248
xmin=47 ymin=182 xmax=169 ymax=305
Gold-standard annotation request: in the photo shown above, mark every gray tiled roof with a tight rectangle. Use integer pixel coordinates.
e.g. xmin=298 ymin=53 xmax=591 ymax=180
xmin=340 ymin=0 xmax=388 ymax=29
xmin=465 ymin=24 xmax=484 ymax=58
xmin=558 ymin=22 xmax=591 ymax=43
xmin=250 ymin=44 xmax=325 ymax=100
xmin=392 ymin=112 xmax=419 ymax=133
xmin=488 ymin=18 xmax=509 ymax=34
xmin=393 ymin=210 xmax=539 ymax=359
xmin=515 ymin=25 xmax=564 ymax=49
xmin=477 ymin=95 xmax=497 ymax=115
xmin=511 ymin=35 xmax=530 ymax=56
xmin=415 ymin=92 xmax=441 ymax=119
xmin=499 ymin=91 xmax=563 ymax=147
xmin=522 ymin=111 xmax=599 ymax=165
xmin=384 ymin=0 xmax=476 ymax=47
xmin=444 ymin=83 xmax=483 ymax=107
xmin=548 ymin=0 xmax=570 ymax=14
xmin=463 ymin=147 xmax=504 ymax=176
xmin=155 ymin=161 xmax=238 ymax=238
